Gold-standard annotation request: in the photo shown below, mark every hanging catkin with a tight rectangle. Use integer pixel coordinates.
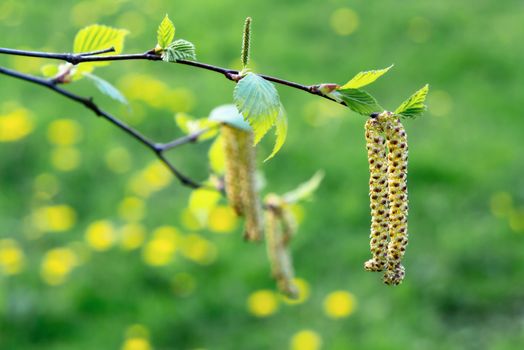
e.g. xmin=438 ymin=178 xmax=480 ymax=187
xmin=265 ymin=199 xmax=299 ymax=298
xmin=382 ymin=112 xmax=409 ymax=285
xmin=363 ymin=117 xmax=390 ymax=272
xmin=222 ymin=125 xmax=244 ymax=215
xmin=221 ymin=125 xmax=264 ymax=241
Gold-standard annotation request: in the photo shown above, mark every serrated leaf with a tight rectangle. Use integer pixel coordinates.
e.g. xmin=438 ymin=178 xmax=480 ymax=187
xmin=234 ymin=72 xmax=281 ymax=144
xmin=73 ymin=25 xmax=128 ymax=72
xmin=264 ymin=105 xmax=287 ymax=162
xmin=208 ymin=104 xmax=251 ymax=131
xmin=339 ymin=65 xmax=393 ymax=90
xmin=162 ymin=39 xmax=196 ymax=62
xmin=83 ymin=73 xmax=128 ymax=105
xmin=174 ymin=113 xmax=217 ymax=141
xmin=394 ymin=84 xmax=429 ymax=118
xmin=157 ymin=14 xmax=175 ymax=49
xmin=335 ymin=88 xmax=383 ymax=115
xmin=283 ymin=171 xmax=325 ymax=204
xmin=208 ymin=135 xmax=225 ymax=174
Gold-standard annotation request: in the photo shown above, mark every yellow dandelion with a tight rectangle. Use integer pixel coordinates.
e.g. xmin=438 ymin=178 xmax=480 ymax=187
xmin=142 ymin=226 xmax=179 ymax=266
xmin=41 ymin=247 xmax=78 ymax=285
xmin=0 ymin=107 xmax=34 ymax=142
xmin=290 ymin=330 xmax=322 ymax=350
xmin=323 ymin=291 xmax=357 ymax=319
xmin=85 ymin=220 xmax=116 ymax=251
xmin=32 ymin=205 xmax=76 ymax=233
xmin=247 ymin=290 xmax=279 ymax=317
xmin=0 ymin=239 xmax=25 ymax=275
xmin=47 ymin=119 xmax=82 ymax=146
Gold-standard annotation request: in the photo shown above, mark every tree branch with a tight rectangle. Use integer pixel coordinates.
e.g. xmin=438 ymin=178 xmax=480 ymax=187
xmin=0 ymin=47 xmax=344 ymax=105
xmin=0 ymin=65 xmax=204 ymax=189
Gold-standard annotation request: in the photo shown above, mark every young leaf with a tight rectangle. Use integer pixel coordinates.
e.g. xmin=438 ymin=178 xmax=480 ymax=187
xmin=339 ymin=65 xmax=393 ymax=90
xmin=174 ymin=113 xmax=218 ymax=141
xmin=73 ymin=25 xmax=128 ymax=71
xmin=264 ymin=105 xmax=287 ymax=162
xmin=157 ymin=14 xmax=175 ymax=50
xmin=283 ymin=171 xmax=325 ymax=204
xmin=335 ymin=89 xmax=383 ymax=115
xmin=233 ymin=72 xmax=281 ymax=144
xmin=83 ymin=73 xmax=128 ymax=105
xmin=162 ymin=39 xmax=196 ymax=62
xmin=208 ymin=104 xmax=252 ymax=131
xmin=394 ymin=84 xmax=430 ymax=118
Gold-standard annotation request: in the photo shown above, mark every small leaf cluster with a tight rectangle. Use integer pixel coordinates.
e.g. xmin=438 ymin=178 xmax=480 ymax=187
xmin=155 ymin=15 xmax=196 ymax=62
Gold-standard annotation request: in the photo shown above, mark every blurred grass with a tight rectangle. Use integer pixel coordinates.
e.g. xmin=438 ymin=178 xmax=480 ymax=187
xmin=1 ymin=0 xmax=524 ymax=349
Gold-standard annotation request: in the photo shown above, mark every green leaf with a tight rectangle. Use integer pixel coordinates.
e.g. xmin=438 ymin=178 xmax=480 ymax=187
xmin=394 ymin=84 xmax=429 ymax=118
xmin=174 ymin=113 xmax=217 ymax=141
xmin=208 ymin=104 xmax=251 ymax=131
xmin=282 ymin=171 xmax=325 ymax=204
xmin=264 ymin=105 xmax=287 ymax=162
xmin=73 ymin=25 xmax=128 ymax=74
xmin=157 ymin=14 xmax=175 ymax=49
xmin=339 ymin=65 xmax=393 ymax=90
xmin=208 ymin=136 xmax=225 ymax=174
xmin=162 ymin=39 xmax=196 ymax=62
xmin=335 ymin=89 xmax=383 ymax=115
xmin=83 ymin=73 xmax=128 ymax=105
xmin=233 ymin=72 xmax=281 ymax=144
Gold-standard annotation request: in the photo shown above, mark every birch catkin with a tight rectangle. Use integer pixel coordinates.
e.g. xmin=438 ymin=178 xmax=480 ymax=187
xmin=382 ymin=112 xmax=409 ymax=285
xmin=222 ymin=125 xmax=244 ymax=215
xmin=221 ymin=125 xmax=264 ymax=241
xmin=265 ymin=203 xmax=299 ymax=298
xmin=363 ymin=117 xmax=390 ymax=272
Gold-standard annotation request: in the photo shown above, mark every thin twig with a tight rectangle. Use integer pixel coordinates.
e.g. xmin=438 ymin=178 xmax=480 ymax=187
xmin=0 ymin=47 xmax=344 ymax=105
xmin=0 ymin=65 xmax=203 ymax=189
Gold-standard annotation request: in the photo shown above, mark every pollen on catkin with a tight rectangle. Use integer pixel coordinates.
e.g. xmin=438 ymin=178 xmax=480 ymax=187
xmin=221 ymin=125 xmax=264 ymax=241
xmin=265 ymin=198 xmax=299 ymax=298
xmin=363 ymin=117 xmax=390 ymax=272
xmin=382 ymin=112 xmax=409 ymax=286
xmin=221 ymin=125 xmax=244 ymax=215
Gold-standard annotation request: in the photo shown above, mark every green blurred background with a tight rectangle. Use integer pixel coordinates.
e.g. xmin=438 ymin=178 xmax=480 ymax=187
xmin=1 ymin=0 xmax=524 ymax=349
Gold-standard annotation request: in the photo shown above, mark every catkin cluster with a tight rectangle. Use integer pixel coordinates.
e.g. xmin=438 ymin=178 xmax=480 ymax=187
xmin=264 ymin=194 xmax=299 ymax=298
xmin=364 ymin=112 xmax=409 ymax=285
xmin=221 ymin=125 xmax=264 ymax=241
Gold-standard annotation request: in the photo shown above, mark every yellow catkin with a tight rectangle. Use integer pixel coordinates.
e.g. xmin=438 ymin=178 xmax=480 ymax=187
xmin=237 ymin=130 xmax=264 ymax=241
xmin=382 ymin=112 xmax=409 ymax=285
xmin=280 ymin=205 xmax=298 ymax=245
xmin=221 ymin=125 xmax=244 ymax=215
xmin=265 ymin=206 xmax=299 ymax=298
xmin=363 ymin=118 xmax=390 ymax=272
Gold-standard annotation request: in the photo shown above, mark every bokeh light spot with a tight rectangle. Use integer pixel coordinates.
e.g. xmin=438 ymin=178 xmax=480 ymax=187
xmin=0 ymin=107 xmax=34 ymax=142
xmin=330 ymin=8 xmax=359 ymax=36
xmin=50 ymin=146 xmax=81 ymax=171
xmin=207 ymin=205 xmax=238 ymax=233
xmin=0 ymin=239 xmax=25 ymax=275
xmin=323 ymin=290 xmax=357 ymax=318
xmin=290 ymin=330 xmax=322 ymax=350
xmin=85 ymin=220 xmax=116 ymax=251
xmin=47 ymin=119 xmax=83 ymax=146
xmin=32 ymin=205 xmax=76 ymax=233
xmin=247 ymin=290 xmax=279 ymax=317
